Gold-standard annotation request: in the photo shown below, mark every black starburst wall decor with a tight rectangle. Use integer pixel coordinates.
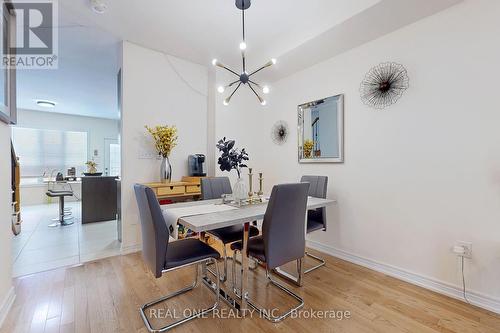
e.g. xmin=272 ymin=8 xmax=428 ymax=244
xmin=360 ymin=62 xmax=409 ymax=109
xmin=271 ymin=121 xmax=289 ymax=145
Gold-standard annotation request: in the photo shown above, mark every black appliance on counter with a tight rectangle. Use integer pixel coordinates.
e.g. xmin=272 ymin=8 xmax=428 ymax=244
xmin=188 ymin=154 xmax=206 ymax=176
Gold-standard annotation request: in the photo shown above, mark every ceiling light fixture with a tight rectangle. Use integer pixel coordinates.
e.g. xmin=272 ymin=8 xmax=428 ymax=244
xmin=212 ymin=0 xmax=276 ymax=106
xmin=36 ymin=100 xmax=56 ymax=108
xmin=90 ymin=0 xmax=107 ymax=14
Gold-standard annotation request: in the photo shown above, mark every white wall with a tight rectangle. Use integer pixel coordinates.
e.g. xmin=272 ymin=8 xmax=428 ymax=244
xmin=120 ymin=41 xmax=208 ymax=250
xmin=15 ymin=109 xmax=119 ymax=173
xmin=215 ymin=0 xmax=500 ymax=310
xmin=0 ymin=121 xmax=14 ymax=326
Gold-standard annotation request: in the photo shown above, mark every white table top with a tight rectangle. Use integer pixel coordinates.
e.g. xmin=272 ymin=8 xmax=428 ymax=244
xmin=162 ymin=197 xmax=336 ymax=232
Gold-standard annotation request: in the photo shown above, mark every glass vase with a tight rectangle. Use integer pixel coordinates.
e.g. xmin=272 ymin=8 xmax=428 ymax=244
xmin=160 ymin=156 xmax=172 ymax=183
xmin=233 ymin=177 xmax=248 ymax=203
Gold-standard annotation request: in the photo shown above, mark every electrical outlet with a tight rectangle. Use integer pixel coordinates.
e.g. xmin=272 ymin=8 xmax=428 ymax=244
xmin=138 ymin=150 xmax=155 ymax=159
xmin=454 ymin=241 xmax=472 ymax=258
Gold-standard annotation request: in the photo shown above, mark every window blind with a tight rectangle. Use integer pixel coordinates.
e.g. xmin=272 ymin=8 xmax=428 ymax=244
xmin=12 ymin=127 xmax=88 ymax=177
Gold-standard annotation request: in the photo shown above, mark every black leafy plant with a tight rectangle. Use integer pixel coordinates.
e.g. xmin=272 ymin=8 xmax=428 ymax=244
xmin=360 ymin=62 xmax=409 ymax=109
xmin=216 ymin=137 xmax=249 ymax=178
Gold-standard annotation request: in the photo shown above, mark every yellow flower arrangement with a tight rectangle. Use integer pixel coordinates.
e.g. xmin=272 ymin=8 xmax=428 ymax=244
xmin=145 ymin=125 xmax=178 ymax=158
xmin=303 ymin=139 xmax=314 ymax=158
xmin=85 ymin=160 xmax=98 ymax=173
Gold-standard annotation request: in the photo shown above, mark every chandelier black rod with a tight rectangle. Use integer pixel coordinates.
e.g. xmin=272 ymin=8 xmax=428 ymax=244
xmin=248 ymin=79 xmax=260 ymax=87
xmin=242 ymin=8 xmax=246 ymax=42
xmin=228 ymin=82 xmax=242 ymax=99
xmin=249 ymin=62 xmax=272 ymax=77
xmin=248 ymin=82 xmax=263 ymax=102
xmin=241 ymin=9 xmax=246 ymax=72
xmin=221 ymin=65 xmax=240 ymax=77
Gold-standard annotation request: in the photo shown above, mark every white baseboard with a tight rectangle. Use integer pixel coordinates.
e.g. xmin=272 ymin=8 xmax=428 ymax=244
xmin=0 ymin=286 xmax=15 ymax=329
xmin=306 ymin=239 xmax=500 ymax=314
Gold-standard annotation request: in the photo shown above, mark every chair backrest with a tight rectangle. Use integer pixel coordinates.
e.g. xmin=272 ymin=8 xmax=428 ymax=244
xmin=134 ymin=184 xmax=169 ymax=278
xmin=262 ymin=183 xmax=309 ymax=269
xmin=200 ymin=177 xmax=232 ymax=200
xmin=301 ymin=175 xmax=328 ymax=231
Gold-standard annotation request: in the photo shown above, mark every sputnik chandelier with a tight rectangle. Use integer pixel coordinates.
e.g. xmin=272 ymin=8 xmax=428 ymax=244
xmin=212 ymin=0 xmax=276 ymax=106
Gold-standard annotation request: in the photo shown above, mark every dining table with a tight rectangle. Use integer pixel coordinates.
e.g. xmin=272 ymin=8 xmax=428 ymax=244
xmin=161 ymin=196 xmax=336 ymax=314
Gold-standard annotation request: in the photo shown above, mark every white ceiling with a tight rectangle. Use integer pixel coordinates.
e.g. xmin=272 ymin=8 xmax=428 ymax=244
xmin=17 ymin=4 xmax=121 ymax=119
xmin=17 ymin=0 xmax=461 ymax=119
xmin=61 ymin=0 xmax=382 ymax=69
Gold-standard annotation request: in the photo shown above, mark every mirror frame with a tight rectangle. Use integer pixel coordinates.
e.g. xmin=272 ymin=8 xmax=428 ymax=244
xmin=297 ymin=94 xmax=344 ymax=163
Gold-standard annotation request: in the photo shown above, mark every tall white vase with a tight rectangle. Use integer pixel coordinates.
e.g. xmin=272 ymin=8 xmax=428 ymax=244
xmin=233 ymin=177 xmax=248 ymax=202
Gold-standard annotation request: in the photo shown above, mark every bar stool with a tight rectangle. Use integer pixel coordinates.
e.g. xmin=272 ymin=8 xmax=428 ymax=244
xmin=48 ymin=189 xmax=73 ymax=214
xmin=231 ymin=183 xmax=309 ymax=322
xmin=46 ymin=190 xmax=74 ymax=227
xmin=134 ymin=184 xmax=221 ymax=332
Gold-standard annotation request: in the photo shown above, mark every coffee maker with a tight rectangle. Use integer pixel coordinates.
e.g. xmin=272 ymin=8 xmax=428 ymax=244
xmin=188 ymin=154 xmax=206 ymax=176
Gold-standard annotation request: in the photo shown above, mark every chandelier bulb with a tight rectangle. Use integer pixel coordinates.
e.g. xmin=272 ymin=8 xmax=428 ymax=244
xmin=239 ymin=42 xmax=247 ymax=51
xmin=260 ymin=100 xmax=267 ymax=106
xmin=262 ymin=86 xmax=270 ymax=94
xmin=212 ymin=59 xmax=218 ymax=66
xmin=271 ymin=58 xmax=277 ymax=65
xmin=223 ymin=98 xmax=230 ymax=106
xmin=217 ymin=86 xmax=225 ymax=93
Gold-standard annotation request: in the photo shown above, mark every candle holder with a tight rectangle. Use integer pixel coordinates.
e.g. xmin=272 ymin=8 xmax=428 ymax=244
xmin=258 ymin=172 xmax=264 ymax=197
xmin=248 ymin=168 xmax=254 ymax=200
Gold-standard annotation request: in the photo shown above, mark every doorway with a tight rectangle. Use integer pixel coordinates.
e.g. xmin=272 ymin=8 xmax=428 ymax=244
xmin=104 ymin=138 xmax=120 ymax=177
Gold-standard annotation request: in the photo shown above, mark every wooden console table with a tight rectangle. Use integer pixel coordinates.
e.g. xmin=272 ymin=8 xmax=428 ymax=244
xmin=143 ymin=176 xmax=203 ymax=200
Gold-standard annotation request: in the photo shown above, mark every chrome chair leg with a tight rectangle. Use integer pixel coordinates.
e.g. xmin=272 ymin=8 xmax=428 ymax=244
xmin=273 ymin=258 xmax=304 ymax=287
xmin=222 ymin=246 xmax=228 ymax=281
xmin=304 ymin=251 xmax=326 ymax=274
xmin=232 ymin=250 xmax=304 ymax=323
xmin=245 ymin=268 xmax=304 ymax=323
xmin=232 ymin=250 xmax=243 ymax=298
xmin=207 ymin=245 xmax=229 ymax=282
xmin=207 ymin=242 xmax=259 ymax=283
xmin=139 ymin=258 xmax=220 ymax=333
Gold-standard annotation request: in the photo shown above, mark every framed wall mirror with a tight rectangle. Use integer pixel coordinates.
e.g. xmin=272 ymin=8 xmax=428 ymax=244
xmin=298 ymin=94 xmax=344 ymax=163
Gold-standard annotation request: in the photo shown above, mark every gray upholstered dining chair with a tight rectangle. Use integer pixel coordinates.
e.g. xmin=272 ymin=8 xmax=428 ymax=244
xmin=134 ymin=184 xmax=221 ymax=333
xmin=201 ymin=177 xmax=259 ymax=282
xmin=231 ymin=183 xmax=309 ymax=322
xmin=301 ymin=175 xmax=328 ymax=273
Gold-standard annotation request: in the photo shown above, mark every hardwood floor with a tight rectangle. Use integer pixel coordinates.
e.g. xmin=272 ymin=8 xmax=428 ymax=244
xmin=2 ymin=248 xmax=500 ymax=333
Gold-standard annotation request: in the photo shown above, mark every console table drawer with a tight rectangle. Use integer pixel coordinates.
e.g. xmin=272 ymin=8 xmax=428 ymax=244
xmin=157 ymin=186 xmax=185 ymax=196
xmin=186 ymin=185 xmax=201 ymax=193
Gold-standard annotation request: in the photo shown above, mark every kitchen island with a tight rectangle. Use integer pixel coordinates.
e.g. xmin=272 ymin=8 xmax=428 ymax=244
xmin=81 ymin=176 xmax=118 ymax=223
